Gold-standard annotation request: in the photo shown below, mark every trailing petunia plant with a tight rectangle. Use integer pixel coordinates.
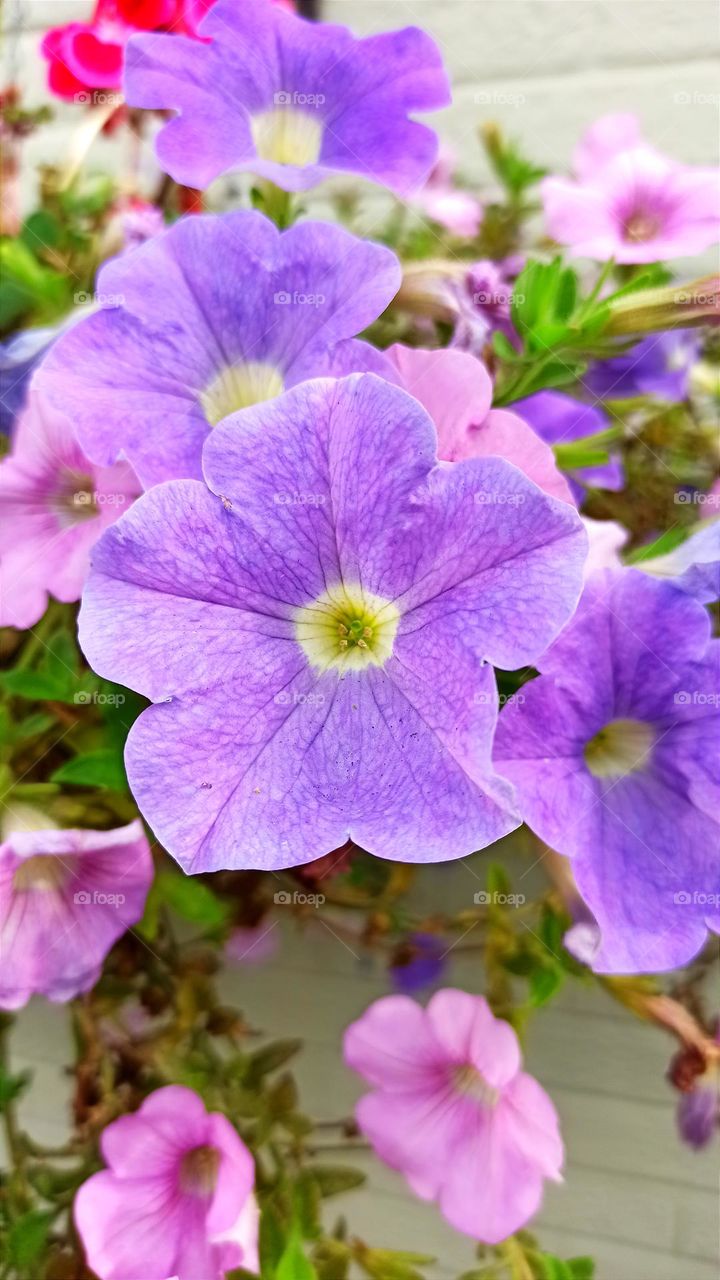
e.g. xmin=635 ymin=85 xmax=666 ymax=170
xmin=1 ymin=0 xmax=719 ymax=1277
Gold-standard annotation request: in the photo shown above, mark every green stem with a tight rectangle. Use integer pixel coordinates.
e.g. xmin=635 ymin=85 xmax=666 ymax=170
xmin=0 ymin=1015 xmax=32 ymax=1214
xmin=255 ymin=180 xmax=295 ymax=229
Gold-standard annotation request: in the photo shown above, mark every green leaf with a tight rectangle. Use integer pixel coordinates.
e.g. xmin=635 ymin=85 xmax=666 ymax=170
xmin=626 ymin=526 xmax=689 ymax=564
xmin=7 ymin=1209 xmax=53 ymax=1268
xmin=0 ymin=1063 xmax=32 ymax=1111
xmin=0 ymin=669 xmax=69 ymax=701
xmin=51 ymin=748 xmax=126 ymax=790
xmin=259 ymin=1205 xmax=287 ymax=1272
xmin=276 ymin=1232 xmax=318 ymax=1280
xmin=529 ymin=966 xmax=563 ymax=1007
xmin=567 ymin=1258 xmax=595 ymax=1279
xmin=307 ymin=1165 xmax=367 ymax=1198
xmin=245 ymin=1038 xmax=302 ymax=1083
xmin=155 ymin=870 xmax=231 ymax=931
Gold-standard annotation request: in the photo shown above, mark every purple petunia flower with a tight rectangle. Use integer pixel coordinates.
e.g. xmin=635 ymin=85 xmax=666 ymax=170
xmin=585 ymin=329 xmax=700 ymax=403
xmin=677 ymin=1072 xmax=720 ymax=1150
xmin=513 ymin=390 xmax=623 ymax=503
xmin=494 ymin=569 xmax=720 ymax=974
xmin=0 ymin=391 xmax=140 ymax=630
xmin=123 ymin=0 xmax=451 ymax=196
xmin=542 ymin=147 xmax=720 ymax=264
xmin=344 ymin=991 xmax=564 ymax=1243
xmin=79 ymin=373 xmax=586 ymax=873
xmin=0 ymin=819 xmax=152 ymax=1009
xmin=641 ymin=520 xmax=720 ymax=605
xmin=389 ymin=932 xmax=447 ymax=994
xmin=36 ymin=210 xmax=400 ymax=489
xmin=74 ymin=1085 xmax=258 ymax=1279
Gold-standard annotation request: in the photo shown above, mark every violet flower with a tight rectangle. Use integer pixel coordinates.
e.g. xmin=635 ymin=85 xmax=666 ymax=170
xmin=79 ymin=373 xmax=586 ymax=873
xmin=513 ymin=390 xmax=623 ymax=503
xmin=0 ymin=391 xmax=140 ymax=629
xmin=585 ymin=330 xmax=700 ymax=402
xmin=124 ymin=0 xmax=451 ymax=196
xmin=37 ymin=210 xmax=400 ymax=488
xmin=74 ymin=1085 xmax=258 ymax=1279
xmin=0 ymin=819 xmax=152 ymax=1009
xmin=494 ymin=569 xmax=720 ymax=973
xmin=344 ymin=990 xmax=564 ymax=1243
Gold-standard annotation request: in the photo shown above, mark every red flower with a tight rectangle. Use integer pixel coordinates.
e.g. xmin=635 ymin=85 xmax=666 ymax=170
xmin=41 ymin=0 xmax=214 ymax=102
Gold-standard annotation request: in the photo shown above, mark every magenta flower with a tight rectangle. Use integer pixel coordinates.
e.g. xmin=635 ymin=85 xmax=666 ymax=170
xmin=75 ymin=1085 xmax=258 ymax=1280
xmin=0 ymin=820 xmax=152 ymax=1009
xmin=344 ymin=990 xmax=564 ymax=1243
xmin=37 ymin=211 xmax=400 ymax=488
xmin=542 ymin=148 xmax=720 ymax=263
xmin=385 ymin=345 xmax=573 ymax=503
xmin=0 ymin=391 xmax=139 ymax=629
xmin=124 ymin=0 xmax=450 ymax=196
xmin=79 ymin=373 xmax=586 ymax=873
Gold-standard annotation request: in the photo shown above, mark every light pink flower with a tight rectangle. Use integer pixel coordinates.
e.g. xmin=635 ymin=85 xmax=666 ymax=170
xmin=573 ymin=113 xmax=644 ymax=179
xmin=542 ymin=148 xmax=720 ymax=263
xmin=0 ymin=390 xmax=140 ymax=629
xmin=386 ymin=344 xmax=574 ymax=504
xmin=416 ymin=148 xmax=482 ymax=238
xmin=581 ymin=515 xmax=627 ymax=579
xmin=0 ymin=820 xmax=152 ymax=1009
xmin=344 ymin=990 xmax=564 ymax=1244
xmin=75 ymin=1085 xmax=258 ymax=1280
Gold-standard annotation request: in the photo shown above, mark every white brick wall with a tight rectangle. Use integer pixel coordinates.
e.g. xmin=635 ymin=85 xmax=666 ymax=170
xmin=3 ymin=4 xmax=720 ymax=1276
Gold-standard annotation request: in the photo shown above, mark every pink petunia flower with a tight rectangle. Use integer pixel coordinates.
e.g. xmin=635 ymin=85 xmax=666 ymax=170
xmin=573 ymin=112 xmax=644 ymax=179
xmin=542 ymin=147 xmax=720 ymax=263
xmin=385 ymin=344 xmax=574 ymax=504
xmin=0 ymin=390 xmax=140 ymax=629
xmin=75 ymin=1085 xmax=258 ymax=1280
xmin=0 ymin=819 xmax=153 ymax=1009
xmin=344 ymin=989 xmax=564 ymax=1244
xmin=415 ymin=148 xmax=482 ymax=238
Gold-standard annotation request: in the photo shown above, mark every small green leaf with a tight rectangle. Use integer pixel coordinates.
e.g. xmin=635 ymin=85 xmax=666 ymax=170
xmin=51 ymin=748 xmax=126 ymax=790
xmin=0 ymin=1063 xmax=32 ymax=1111
xmin=307 ymin=1165 xmax=367 ymax=1198
xmin=246 ymin=1038 xmax=302 ymax=1083
xmin=529 ymin=966 xmax=563 ymax=1007
xmin=155 ymin=871 xmax=230 ymax=931
xmin=7 ymin=1209 xmax=53 ymax=1268
xmin=277 ymin=1231 xmax=318 ymax=1280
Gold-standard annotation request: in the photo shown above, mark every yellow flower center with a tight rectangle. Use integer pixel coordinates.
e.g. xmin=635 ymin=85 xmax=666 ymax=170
xmin=584 ymin=718 xmax=656 ymax=779
xmin=294 ymin=583 xmax=400 ymax=673
xmin=54 ymin=471 xmax=98 ymax=526
xmin=452 ymin=1063 xmax=500 ymax=1108
xmin=13 ymin=854 xmax=68 ymax=894
xmin=251 ymin=107 xmax=323 ymax=167
xmin=200 ymin=362 xmax=285 ymax=425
